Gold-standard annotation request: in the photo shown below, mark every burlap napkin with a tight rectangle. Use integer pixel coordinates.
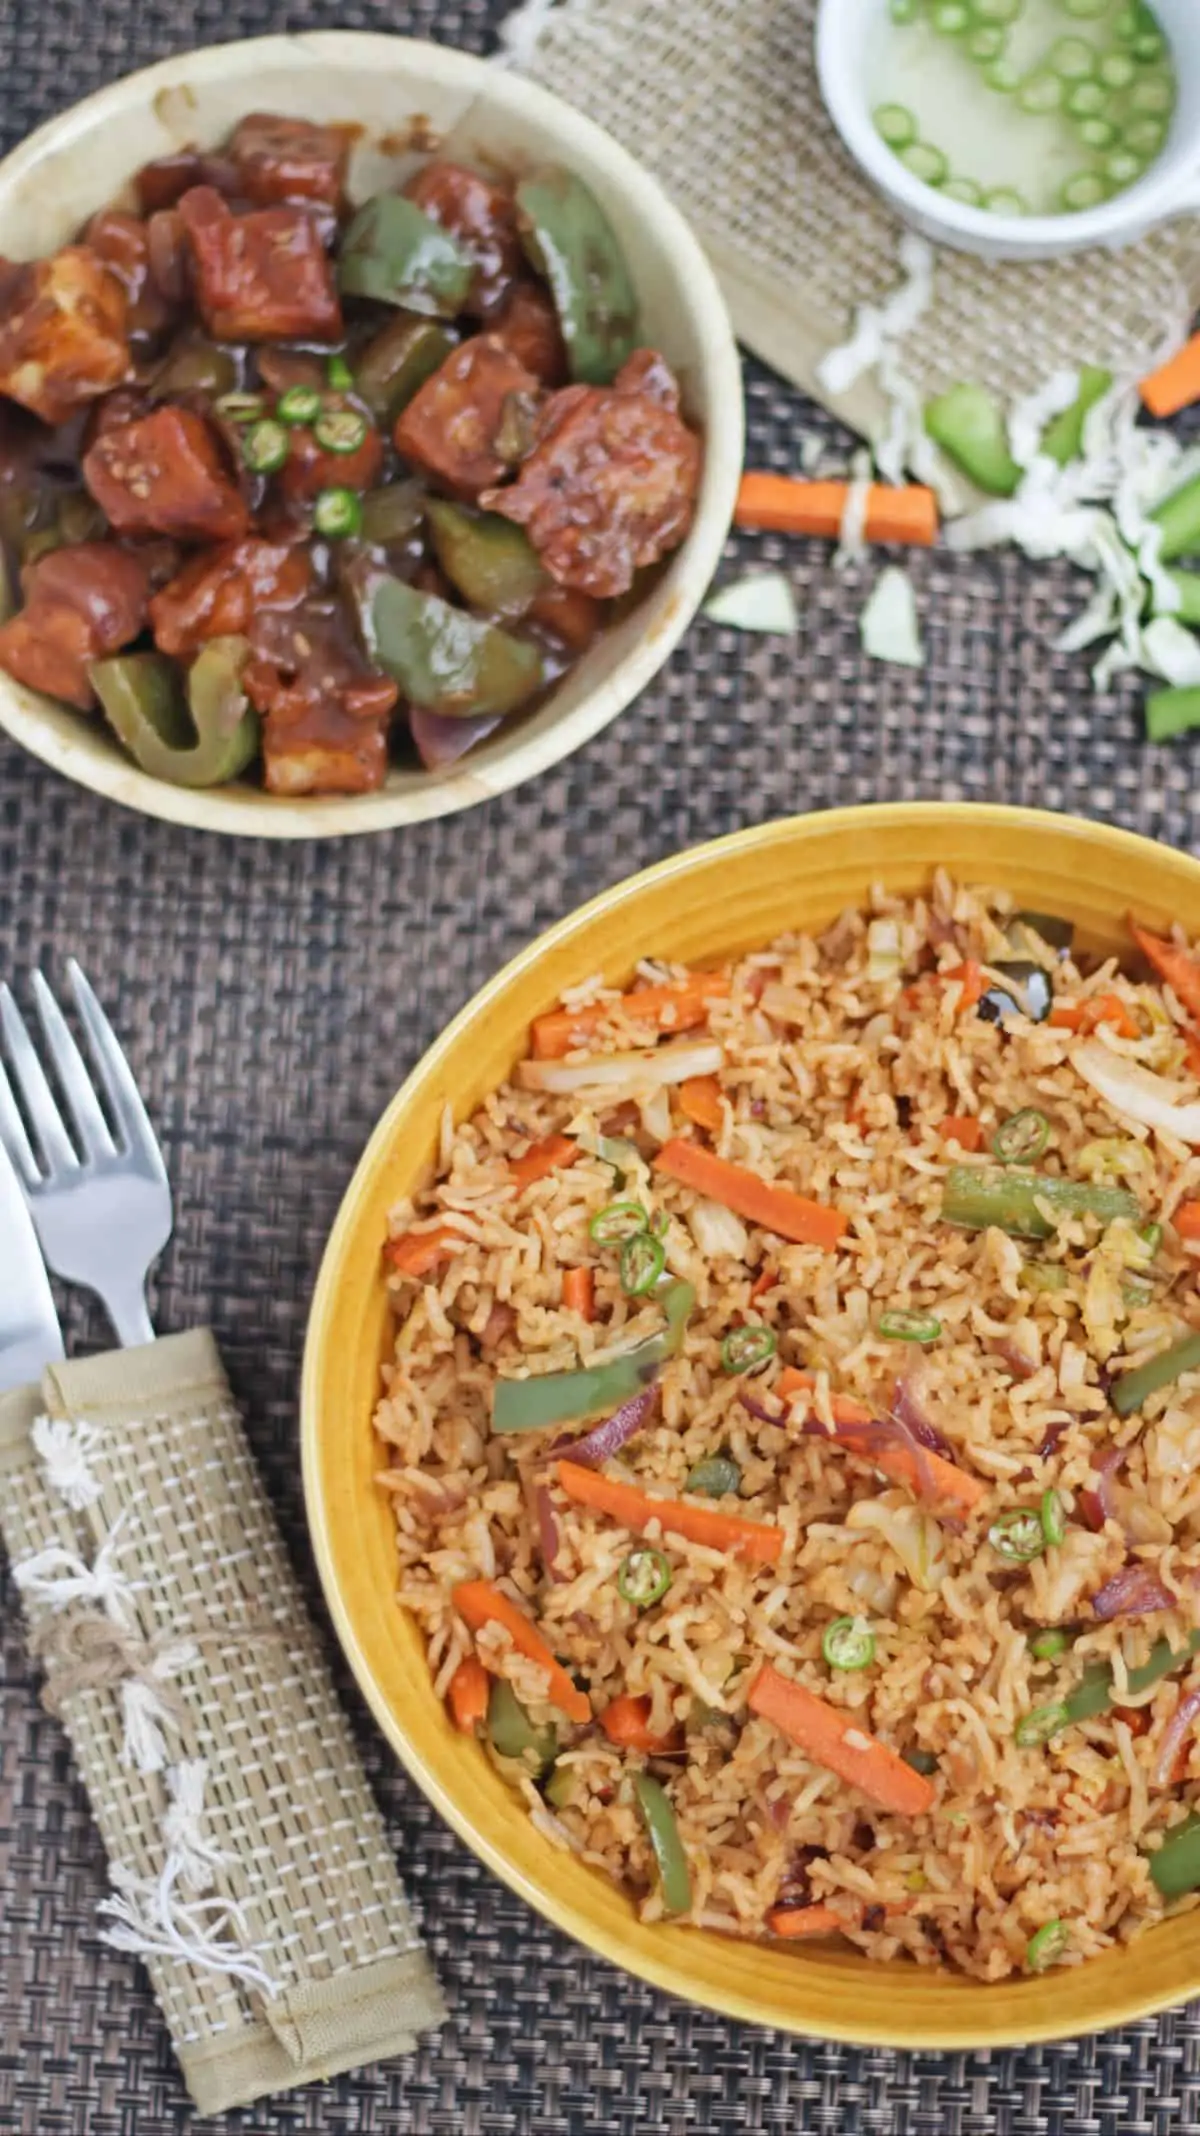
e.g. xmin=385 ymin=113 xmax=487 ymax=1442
xmin=0 ymin=1330 xmax=444 ymax=2118
xmin=508 ymin=0 xmax=1200 ymax=455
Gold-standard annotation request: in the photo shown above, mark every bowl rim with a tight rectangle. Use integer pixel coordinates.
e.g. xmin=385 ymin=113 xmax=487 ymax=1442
xmin=302 ymin=799 xmax=1200 ymax=2048
xmin=0 ymin=31 xmax=743 ymax=840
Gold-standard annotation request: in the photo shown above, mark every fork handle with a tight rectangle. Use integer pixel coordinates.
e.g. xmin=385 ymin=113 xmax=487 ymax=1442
xmin=104 ymin=1284 xmax=156 ymax=1349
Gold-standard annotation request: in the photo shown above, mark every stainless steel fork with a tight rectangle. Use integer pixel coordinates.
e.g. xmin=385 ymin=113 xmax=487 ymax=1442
xmin=0 ymin=962 xmax=172 ymax=1347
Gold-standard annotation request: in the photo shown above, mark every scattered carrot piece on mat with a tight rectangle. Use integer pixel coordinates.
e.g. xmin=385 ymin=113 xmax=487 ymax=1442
xmin=1048 ymin=995 xmax=1140 ymax=1040
xmin=1175 ymin=1202 xmax=1200 ymax=1242
xmin=678 ymin=1074 xmax=725 ymax=1134
xmin=510 ymin=1133 xmax=581 ymax=1190
xmin=748 ymin=1663 xmax=936 ymax=1817
xmin=765 ymin=1902 xmax=850 ymax=1940
xmin=600 ymin=1694 xmax=679 ymax=1755
xmin=775 ymin=1370 xmax=985 ymax=1513
xmin=735 ymin=473 xmax=938 ymax=547
xmin=563 ymin=1265 xmax=596 ymax=1320
xmin=555 ymin=1460 xmax=785 ymax=1566
xmin=531 ymin=974 xmax=729 ymax=1059
xmin=1130 ymin=921 xmax=1200 ymax=1024
xmin=453 ymin=1579 xmax=591 ymax=1724
xmin=385 ymin=1221 xmax=469 ymax=1278
xmin=447 ymin=1654 xmax=490 ymax=1733
xmin=940 ymin=1115 xmax=983 ymax=1151
xmin=654 ymin=1139 xmax=847 ymax=1252
xmin=1141 ymin=333 xmax=1200 ymax=421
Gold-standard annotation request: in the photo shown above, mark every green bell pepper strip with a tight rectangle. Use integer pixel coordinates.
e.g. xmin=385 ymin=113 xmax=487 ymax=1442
xmin=360 ymin=481 xmax=426 ymax=550
xmin=515 ymin=166 xmax=639 ymax=386
xmin=1063 ymin=1632 xmax=1200 ymax=1726
xmin=1040 ymin=366 xmax=1113 ymax=465
xmin=365 ymin=572 xmax=545 ymax=720
xmin=1146 ymin=687 xmax=1200 ymax=744
xmin=1149 ymin=1814 xmax=1200 ymax=1898
xmin=354 ymin=315 xmax=455 ymax=424
xmin=924 ymin=384 xmax=1021 ymax=496
xmin=1151 ymin=472 xmax=1200 ymax=564
xmin=425 ymin=498 xmax=549 ymax=618
xmin=543 ymin=1762 xmax=577 ymax=1809
xmin=941 ymin=1165 xmax=1140 ymax=1240
xmin=152 ymin=334 xmax=238 ymax=401
xmin=633 ymin=1774 xmax=692 ymax=1914
xmin=487 ymin=1679 xmax=558 ymax=1772
xmin=492 ymin=1281 xmax=694 ymax=1431
xmin=685 ymin=1455 xmax=742 ymax=1498
xmin=338 ymin=194 xmax=474 ymax=316
xmin=1111 ymin=1331 xmax=1200 ymax=1418
xmin=90 ymin=639 xmax=259 ymax=789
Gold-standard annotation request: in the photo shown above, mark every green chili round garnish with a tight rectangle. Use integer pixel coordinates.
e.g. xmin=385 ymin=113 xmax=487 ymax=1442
xmin=327 ymin=353 xmax=355 ymax=391
xmin=822 ymin=1616 xmax=876 ymax=1672
xmin=720 ymin=1324 xmax=777 ymax=1375
xmin=899 ymin=141 xmax=949 ymax=185
xmin=878 ymin=1309 xmax=942 ymax=1344
xmin=1098 ymin=49 xmax=1137 ymax=89
xmin=1041 ymin=1488 xmax=1066 ymax=1547
xmin=278 ymin=384 xmax=323 ymax=426
xmin=1018 ymin=72 xmax=1065 ymax=114
xmin=590 ymin=1200 xmax=649 ymax=1246
xmin=1049 ymin=35 xmax=1098 ymax=79
xmin=989 ymin=1509 xmax=1045 ymax=1563
xmin=1061 ymin=171 xmax=1108 ymax=211
xmin=242 ymin=419 xmax=289 ymax=475
xmin=1031 ymin=1628 xmax=1070 ymax=1661
xmin=620 ymin=1230 xmax=666 ymax=1297
xmin=685 ymin=1455 xmax=742 ymax=1498
xmin=313 ymin=486 xmax=364 ymax=539
xmin=314 ymin=407 xmax=370 ymax=455
xmin=873 ymin=103 xmax=918 ymax=149
xmin=216 ymin=390 xmax=267 ymax=425
xmin=1066 ymin=78 xmax=1107 ymax=115
xmin=1027 ymin=1920 xmax=1069 ymax=1971
xmin=992 ymin=1109 xmax=1051 ymax=1165
xmin=1015 ymin=1702 xmax=1069 ymax=1746
xmin=618 ymin=1547 xmax=673 ymax=1608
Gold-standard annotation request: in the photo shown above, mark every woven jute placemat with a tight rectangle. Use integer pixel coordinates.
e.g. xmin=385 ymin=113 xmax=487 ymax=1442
xmin=4 ymin=2 xmax=1200 ymax=2133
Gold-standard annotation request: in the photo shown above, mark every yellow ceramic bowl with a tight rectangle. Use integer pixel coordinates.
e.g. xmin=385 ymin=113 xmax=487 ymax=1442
xmin=303 ymin=802 xmax=1200 ymax=2047
xmin=0 ymin=34 xmax=741 ymax=838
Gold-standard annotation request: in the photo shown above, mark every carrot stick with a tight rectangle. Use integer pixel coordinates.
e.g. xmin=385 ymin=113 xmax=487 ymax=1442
xmin=775 ymin=1370 xmax=985 ymax=1513
xmin=510 ymin=1133 xmax=581 ymax=1190
xmin=1130 ymin=921 xmax=1200 ymax=1024
xmin=678 ymin=1074 xmax=725 ymax=1134
xmin=600 ymin=1694 xmax=679 ymax=1755
xmin=748 ymin=1663 xmax=936 ymax=1816
xmin=385 ymin=1221 xmax=468 ymax=1278
xmin=563 ymin=1265 xmax=595 ymax=1320
xmin=1141 ymin=332 xmax=1200 ymax=420
xmin=735 ymin=472 xmax=938 ymax=548
xmin=654 ymin=1139 xmax=847 ymax=1253
xmin=447 ymin=1654 xmax=490 ymax=1733
xmin=1186 ymin=1025 xmax=1200 ymax=1078
xmin=766 ymin=1902 xmax=852 ymax=1940
xmin=945 ymin=960 xmax=983 ymax=1012
xmin=940 ymin=1115 xmax=983 ymax=1151
xmin=1175 ymin=1201 xmax=1200 ymax=1241
xmin=750 ymin=1265 xmax=777 ymax=1303
xmin=556 ymin=1460 xmax=784 ymax=1566
xmin=1048 ymin=995 xmax=1140 ymax=1040
xmin=453 ymin=1579 xmax=591 ymax=1723
xmin=531 ymin=975 xmax=729 ymax=1060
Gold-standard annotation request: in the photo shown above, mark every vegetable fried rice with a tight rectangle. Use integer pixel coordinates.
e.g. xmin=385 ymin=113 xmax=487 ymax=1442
xmin=375 ymin=873 xmax=1200 ymax=1980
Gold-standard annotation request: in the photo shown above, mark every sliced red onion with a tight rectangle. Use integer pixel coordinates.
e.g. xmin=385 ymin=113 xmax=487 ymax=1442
xmin=479 ymin=1302 xmax=516 ymax=1350
xmin=1038 ymin=1419 xmax=1071 ymax=1460
xmin=552 ymin=1383 xmax=659 ymax=1468
xmin=739 ymin=1391 xmax=787 ymax=1428
xmin=1079 ymin=1446 xmax=1125 ymax=1533
xmin=1092 ymin=1561 xmax=1175 ymax=1620
xmin=1152 ymin=1686 xmax=1200 ymax=1788
xmin=890 ymin=1376 xmax=953 ymax=1459
xmin=535 ymin=1483 xmax=565 ymax=1581
xmin=410 ymin=706 xmax=504 ymax=769
xmin=993 ymin=1338 xmax=1038 ymax=1384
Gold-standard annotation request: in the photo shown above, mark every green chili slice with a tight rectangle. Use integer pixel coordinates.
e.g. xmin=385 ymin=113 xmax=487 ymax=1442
xmin=1041 ymin=1488 xmax=1066 ymax=1547
xmin=942 ymin=1165 xmax=1139 ymax=1240
xmin=215 ymin=390 xmax=266 ymax=425
xmin=992 ymin=1109 xmax=1051 ymax=1165
xmin=618 ymin=1547 xmax=673 ymax=1608
xmin=277 ymin=384 xmax=323 ymax=426
xmin=313 ymin=487 xmax=363 ymax=539
xmin=720 ymin=1324 xmax=777 ymax=1375
xmin=314 ymin=407 xmax=370 ymax=455
xmin=685 ymin=1455 xmax=742 ymax=1498
xmin=1030 ymin=1628 xmax=1070 ymax=1661
xmin=822 ymin=1616 xmax=876 ymax=1672
xmin=878 ymin=1309 xmax=942 ymax=1344
xmin=326 ymin=353 xmax=355 ymax=391
xmin=1027 ymin=1920 xmax=1069 ymax=1971
xmin=243 ymin=419 xmax=289 ymax=474
xmin=620 ymin=1231 xmax=666 ymax=1297
xmin=989 ymin=1509 xmax=1045 ymax=1563
xmin=590 ymin=1199 xmax=649 ymax=1246
xmin=633 ymin=1773 xmax=691 ymax=1914
xmin=1111 ymin=1331 xmax=1200 ymax=1418
xmin=1014 ymin=1702 xmax=1069 ymax=1746
xmin=1149 ymin=1814 xmax=1200 ymax=1898
xmin=492 ymin=1281 xmax=694 ymax=1431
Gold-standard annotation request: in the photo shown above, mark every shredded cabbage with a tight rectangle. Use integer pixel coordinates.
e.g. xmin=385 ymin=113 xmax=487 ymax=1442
xmin=860 ymin=567 xmax=924 ymax=668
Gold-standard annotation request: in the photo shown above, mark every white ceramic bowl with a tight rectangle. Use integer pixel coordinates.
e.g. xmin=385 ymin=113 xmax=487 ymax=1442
xmin=0 ymin=34 xmax=742 ymax=838
xmin=816 ymin=0 xmax=1200 ymax=262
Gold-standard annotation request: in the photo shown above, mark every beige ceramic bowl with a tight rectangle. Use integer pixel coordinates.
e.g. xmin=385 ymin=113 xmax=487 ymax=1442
xmin=304 ymin=803 xmax=1200 ymax=2049
xmin=0 ymin=34 xmax=742 ymax=838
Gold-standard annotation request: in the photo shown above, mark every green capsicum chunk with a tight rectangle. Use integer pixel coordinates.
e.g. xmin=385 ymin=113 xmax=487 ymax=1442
xmin=89 ymin=637 xmax=259 ymax=788
xmin=924 ymin=383 xmax=1022 ymax=497
xmin=492 ymin=1281 xmax=694 ymax=1432
xmin=941 ymin=1165 xmax=1139 ymax=1240
xmin=543 ymin=1762 xmax=577 ymax=1809
xmin=514 ymin=166 xmax=639 ymax=385
xmin=354 ymin=314 xmax=455 ymax=423
xmin=1039 ymin=365 xmax=1113 ymax=467
xmin=366 ymin=573 xmax=544 ymax=719
xmin=339 ymin=195 xmax=474 ymax=317
xmin=487 ymin=1679 xmax=558 ymax=1773
xmin=1149 ymin=1813 xmax=1200 ymax=1898
xmin=1147 ymin=687 xmax=1200 ymax=744
xmin=359 ymin=481 xmax=427 ymax=551
xmin=425 ymin=498 xmax=549 ymax=617
xmin=1111 ymin=1331 xmax=1200 ymax=1418
xmin=633 ymin=1773 xmax=692 ymax=1914
xmin=151 ymin=333 xmax=239 ymax=401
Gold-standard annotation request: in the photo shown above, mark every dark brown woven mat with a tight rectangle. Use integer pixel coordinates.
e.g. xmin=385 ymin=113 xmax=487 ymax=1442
xmin=4 ymin=2 xmax=1200 ymax=2129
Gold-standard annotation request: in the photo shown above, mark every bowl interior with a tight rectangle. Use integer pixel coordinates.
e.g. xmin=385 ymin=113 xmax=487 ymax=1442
xmin=0 ymin=33 xmax=740 ymax=836
xmin=303 ymin=802 xmax=1200 ymax=2049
